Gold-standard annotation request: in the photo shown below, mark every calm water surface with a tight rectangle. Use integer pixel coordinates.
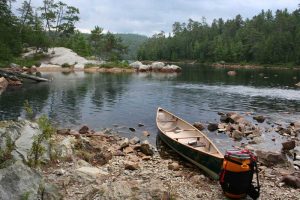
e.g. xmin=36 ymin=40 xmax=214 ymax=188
xmin=1 ymin=65 xmax=300 ymax=152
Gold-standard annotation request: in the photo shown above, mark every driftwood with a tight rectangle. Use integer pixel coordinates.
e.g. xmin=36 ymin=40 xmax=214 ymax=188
xmin=0 ymin=69 xmax=48 ymax=82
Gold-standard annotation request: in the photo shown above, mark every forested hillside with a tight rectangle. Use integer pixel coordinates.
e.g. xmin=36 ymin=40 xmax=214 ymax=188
xmin=115 ymin=34 xmax=148 ymax=60
xmin=138 ymin=7 xmax=300 ymax=65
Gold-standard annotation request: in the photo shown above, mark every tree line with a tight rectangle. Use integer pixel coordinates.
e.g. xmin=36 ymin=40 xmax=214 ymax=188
xmin=0 ymin=0 xmax=127 ymax=66
xmin=137 ymin=6 xmax=300 ymax=65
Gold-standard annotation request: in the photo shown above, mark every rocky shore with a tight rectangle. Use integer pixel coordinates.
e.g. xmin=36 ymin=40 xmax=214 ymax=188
xmin=0 ymin=116 xmax=299 ymax=200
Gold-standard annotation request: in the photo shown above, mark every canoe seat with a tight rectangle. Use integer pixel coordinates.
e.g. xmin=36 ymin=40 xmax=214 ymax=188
xmin=188 ymin=141 xmax=206 ymax=147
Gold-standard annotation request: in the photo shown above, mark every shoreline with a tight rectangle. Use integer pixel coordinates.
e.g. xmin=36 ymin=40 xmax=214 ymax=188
xmin=141 ymin=60 xmax=300 ymax=70
xmin=0 ymin=119 xmax=299 ymax=199
xmin=37 ymin=66 xmax=135 ymax=73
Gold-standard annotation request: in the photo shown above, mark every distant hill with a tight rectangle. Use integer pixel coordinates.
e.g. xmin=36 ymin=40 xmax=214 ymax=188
xmin=115 ymin=34 xmax=148 ymax=60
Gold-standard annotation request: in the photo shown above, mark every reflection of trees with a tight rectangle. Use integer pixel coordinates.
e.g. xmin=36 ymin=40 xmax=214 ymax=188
xmin=0 ymin=82 xmax=50 ymax=120
xmin=47 ymin=72 xmax=93 ymax=126
xmin=179 ymin=64 xmax=300 ymax=87
xmin=91 ymin=73 xmax=132 ymax=110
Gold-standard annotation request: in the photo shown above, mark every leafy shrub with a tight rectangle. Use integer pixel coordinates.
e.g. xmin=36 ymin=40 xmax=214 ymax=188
xmin=61 ymin=63 xmax=71 ymax=68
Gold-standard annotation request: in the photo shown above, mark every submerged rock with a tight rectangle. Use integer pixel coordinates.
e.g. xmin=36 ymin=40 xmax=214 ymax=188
xmin=227 ymin=71 xmax=237 ymax=76
xmin=129 ymin=136 xmax=140 ymax=145
xmin=253 ymin=115 xmax=266 ymax=123
xmin=207 ymin=123 xmax=218 ymax=131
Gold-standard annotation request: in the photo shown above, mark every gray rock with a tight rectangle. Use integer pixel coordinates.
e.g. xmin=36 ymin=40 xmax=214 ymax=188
xmin=129 ymin=61 xmax=143 ymax=69
xmin=0 ymin=120 xmax=49 ymax=163
xmin=0 ymin=161 xmax=42 ymax=200
xmin=39 ymin=183 xmax=62 ymax=200
xmin=248 ymin=137 xmax=263 ymax=144
xmin=151 ymin=62 xmax=165 ymax=70
xmin=295 ymin=82 xmax=300 ymax=87
xmin=55 ymin=136 xmax=76 ymax=158
xmin=129 ymin=136 xmax=140 ymax=145
xmin=120 ymin=138 xmax=129 ymax=148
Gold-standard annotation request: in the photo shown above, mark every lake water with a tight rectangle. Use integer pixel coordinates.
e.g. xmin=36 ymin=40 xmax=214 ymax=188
xmin=1 ymin=65 xmax=300 ymax=152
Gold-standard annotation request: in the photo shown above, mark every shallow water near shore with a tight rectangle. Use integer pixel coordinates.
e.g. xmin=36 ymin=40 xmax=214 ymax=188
xmin=1 ymin=65 xmax=300 ymax=152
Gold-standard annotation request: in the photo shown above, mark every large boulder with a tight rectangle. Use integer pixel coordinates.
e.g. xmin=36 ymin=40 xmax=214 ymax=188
xmin=161 ymin=64 xmax=182 ymax=72
xmin=151 ymin=62 xmax=165 ymax=71
xmin=138 ymin=64 xmax=151 ymax=72
xmin=0 ymin=161 xmax=42 ymax=200
xmin=0 ymin=120 xmax=49 ymax=163
xmin=129 ymin=61 xmax=143 ymax=69
xmin=256 ymin=150 xmax=291 ymax=167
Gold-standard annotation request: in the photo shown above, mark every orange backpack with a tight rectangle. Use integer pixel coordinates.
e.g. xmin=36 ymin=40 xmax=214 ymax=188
xmin=219 ymin=149 xmax=260 ymax=199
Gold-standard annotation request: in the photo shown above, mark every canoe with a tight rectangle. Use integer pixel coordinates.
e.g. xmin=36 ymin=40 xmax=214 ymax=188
xmin=156 ymin=107 xmax=224 ymax=179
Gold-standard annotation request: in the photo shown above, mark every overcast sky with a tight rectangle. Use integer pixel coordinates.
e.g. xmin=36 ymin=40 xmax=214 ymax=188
xmin=15 ymin=0 xmax=299 ymax=36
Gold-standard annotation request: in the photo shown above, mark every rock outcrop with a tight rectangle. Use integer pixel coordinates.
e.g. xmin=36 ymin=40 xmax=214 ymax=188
xmin=130 ymin=61 xmax=182 ymax=73
xmin=0 ymin=161 xmax=42 ymax=200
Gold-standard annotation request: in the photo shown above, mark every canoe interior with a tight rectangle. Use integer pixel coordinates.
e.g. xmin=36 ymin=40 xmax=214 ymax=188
xmin=156 ymin=108 xmax=223 ymax=158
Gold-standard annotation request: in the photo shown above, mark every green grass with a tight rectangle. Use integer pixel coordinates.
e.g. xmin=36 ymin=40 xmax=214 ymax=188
xmin=100 ymin=61 xmax=131 ymax=69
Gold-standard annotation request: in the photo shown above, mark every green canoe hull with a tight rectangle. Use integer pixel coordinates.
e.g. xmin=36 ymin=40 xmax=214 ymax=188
xmin=159 ymin=131 xmax=223 ymax=180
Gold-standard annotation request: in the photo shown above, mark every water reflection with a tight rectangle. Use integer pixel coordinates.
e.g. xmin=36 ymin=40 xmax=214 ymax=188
xmin=0 ymin=66 xmax=299 ymax=146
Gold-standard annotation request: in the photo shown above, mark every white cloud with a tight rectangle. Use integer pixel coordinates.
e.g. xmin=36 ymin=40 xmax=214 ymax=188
xmin=15 ymin=0 xmax=299 ymax=36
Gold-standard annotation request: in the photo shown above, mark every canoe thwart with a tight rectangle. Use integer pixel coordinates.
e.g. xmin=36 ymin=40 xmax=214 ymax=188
xmin=174 ymin=136 xmax=204 ymax=140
